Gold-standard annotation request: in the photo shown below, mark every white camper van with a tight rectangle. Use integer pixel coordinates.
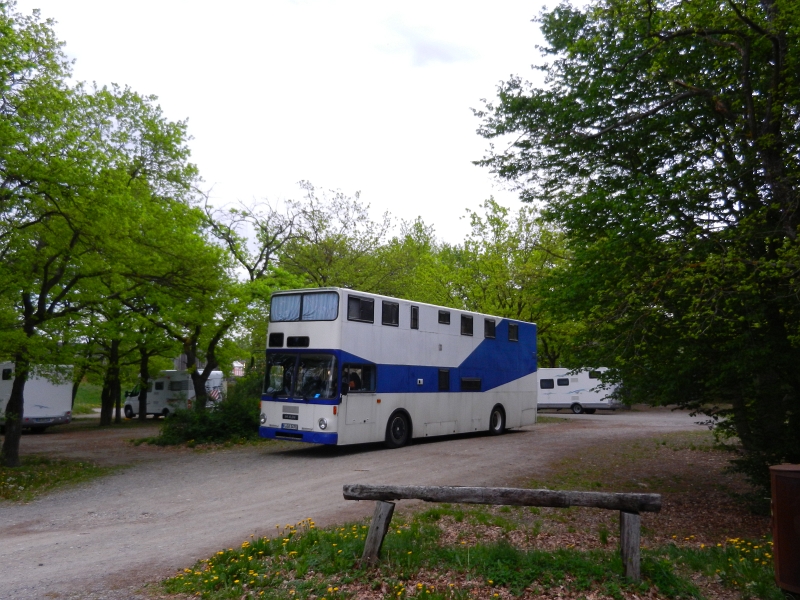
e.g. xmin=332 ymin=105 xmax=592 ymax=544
xmin=0 ymin=363 xmax=72 ymax=432
xmin=536 ymin=368 xmax=620 ymax=414
xmin=123 ymin=370 xmax=226 ymax=418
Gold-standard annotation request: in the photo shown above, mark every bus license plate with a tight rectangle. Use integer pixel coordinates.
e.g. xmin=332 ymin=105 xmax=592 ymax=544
xmin=281 ymin=423 xmax=298 ymax=430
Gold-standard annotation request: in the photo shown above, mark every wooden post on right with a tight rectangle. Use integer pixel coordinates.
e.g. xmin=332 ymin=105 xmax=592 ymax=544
xmin=619 ymin=510 xmax=641 ymax=581
xmin=361 ymin=500 xmax=396 ymax=566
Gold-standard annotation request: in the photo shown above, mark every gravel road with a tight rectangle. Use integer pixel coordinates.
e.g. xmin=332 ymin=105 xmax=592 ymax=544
xmin=0 ymin=408 xmax=704 ymax=599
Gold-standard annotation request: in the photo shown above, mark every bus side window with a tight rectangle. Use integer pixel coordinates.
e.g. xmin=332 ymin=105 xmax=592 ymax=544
xmin=508 ymin=323 xmax=519 ymax=342
xmin=348 ymin=295 xmax=375 ymax=323
xmin=438 ymin=369 xmax=449 ymax=391
xmin=410 ymin=306 xmax=419 ymax=330
xmin=343 ymin=363 xmax=376 ymax=392
xmin=382 ymin=301 xmax=399 ymax=326
xmin=438 ymin=310 xmax=450 ymax=325
xmin=484 ymin=319 xmax=496 ymax=338
xmin=461 ymin=315 xmax=473 ymax=336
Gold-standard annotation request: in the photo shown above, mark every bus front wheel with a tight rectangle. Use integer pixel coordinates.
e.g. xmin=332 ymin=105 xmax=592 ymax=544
xmin=489 ymin=405 xmax=505 ymax=435
xmin=385 ymin=412 xmax=411 ymax=449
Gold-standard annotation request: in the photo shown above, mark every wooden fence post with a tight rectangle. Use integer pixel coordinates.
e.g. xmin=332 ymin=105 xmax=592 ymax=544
xmin=361 ymin=501 xmax=395 ymax=565
xmin=619 ymin=511 xmax=641 ymax=582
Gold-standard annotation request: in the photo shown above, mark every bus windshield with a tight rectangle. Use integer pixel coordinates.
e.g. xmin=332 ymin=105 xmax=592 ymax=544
xmin=265 ymin=353 xmax=338 ymax=399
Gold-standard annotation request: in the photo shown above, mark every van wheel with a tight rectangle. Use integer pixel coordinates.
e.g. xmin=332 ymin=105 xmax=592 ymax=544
xmin=489 ymin=405 xmax=506 ymax=435
xmin=571 ymin=403 xmax=584 ymax=414
xmin=584 ymin=409 xmax=596 ymax=414
xmin=385 ymin=412 xmax=410 ymax=449
xmin=124 ymin=405 xmax=134 ymax=419
xmin=162 ymin=408 xmax=170 ymax=418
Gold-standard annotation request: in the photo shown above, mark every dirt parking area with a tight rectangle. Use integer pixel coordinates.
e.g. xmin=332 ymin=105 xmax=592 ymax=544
xmin=0 ymin=408 xmax=731 ymax=599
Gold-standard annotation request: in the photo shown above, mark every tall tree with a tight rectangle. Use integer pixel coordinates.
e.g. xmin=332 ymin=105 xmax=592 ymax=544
xmin=0 ymin=4 xmax=199 ymax=466
xmin=476 ymin=0 xmax=800 ymax=488
xmin=444 ymin=199 xmax=575 ymax=367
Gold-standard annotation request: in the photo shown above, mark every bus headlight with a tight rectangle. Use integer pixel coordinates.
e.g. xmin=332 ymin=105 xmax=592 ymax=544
xmin=318 ymin=418 xmax=328 ymax=430
xmin=260 ymin=413 xmax=267 ymax=425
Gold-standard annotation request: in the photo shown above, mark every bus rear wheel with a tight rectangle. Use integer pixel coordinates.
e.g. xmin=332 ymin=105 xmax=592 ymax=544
xmin=385 ymin=412 xmax=410 ymax=449
xmin=489 ymin=405 xmax=505 ymax=435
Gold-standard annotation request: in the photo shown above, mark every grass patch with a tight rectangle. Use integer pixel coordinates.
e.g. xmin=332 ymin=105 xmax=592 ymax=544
xmin=73 ymin=383 xmax=101 ymax=415
xmin=0 ymin=455 xmax=117 ymax=502
xmin=164 ymin=510 xmax=780 ymax=599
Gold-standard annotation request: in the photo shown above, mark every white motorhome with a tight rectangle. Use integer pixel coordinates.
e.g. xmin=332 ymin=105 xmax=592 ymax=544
xmin=123 ymin=370 xmax=226 ymax=419
xmin=536 ymin=368 xmax=621 ymax=414
xmin=0 ymin=363 xmax=72 ymax=432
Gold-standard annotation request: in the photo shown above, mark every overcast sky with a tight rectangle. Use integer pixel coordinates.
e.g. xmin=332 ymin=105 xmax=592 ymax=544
xmin=16 ymin=1 xmax=548 ymax=243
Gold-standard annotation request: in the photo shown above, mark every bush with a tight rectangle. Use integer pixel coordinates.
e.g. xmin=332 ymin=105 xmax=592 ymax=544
xmin=148 ymin=370 xmax=263 ymax=446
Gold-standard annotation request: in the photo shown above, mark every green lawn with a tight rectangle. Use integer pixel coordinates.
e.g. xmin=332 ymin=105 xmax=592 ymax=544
xmin=72 ymin=382 xmax=101 ymax=415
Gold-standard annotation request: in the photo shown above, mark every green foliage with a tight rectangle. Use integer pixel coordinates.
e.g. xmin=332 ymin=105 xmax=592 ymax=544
xmin=0 ymin=455 xmax=115 ymax=502
xmin=476 ymin=0 xmax=800 ymax=490
xmin=147 ymin=371 xmax=263 ymax=446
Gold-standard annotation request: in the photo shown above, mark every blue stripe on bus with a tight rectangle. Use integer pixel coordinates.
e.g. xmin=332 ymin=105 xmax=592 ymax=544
xmin=341 ymin=320 xmax=537 ymax=393
xmin=259 ymin=426 xmax=338 ymax=445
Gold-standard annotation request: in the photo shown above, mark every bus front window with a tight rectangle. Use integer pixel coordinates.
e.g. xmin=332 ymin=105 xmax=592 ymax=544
xmin=296 ymin=354 xmax=337 ymax=399
xmin=265 ymin=353 xmax=297 ymax=397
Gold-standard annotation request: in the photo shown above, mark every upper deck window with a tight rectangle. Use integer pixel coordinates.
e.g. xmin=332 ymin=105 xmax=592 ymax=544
xmin=461 ymin=315 xmax=473 ymax=336
xmin=270 ymin=292 xmax=339 ymax=322
xmin=484 ymin=319 xmax=496 ymax=338
xmin=508 ymin=322 xmax=519 ymax=342
xmin=410 ymin=306 xmax=419 ymax=330
xmin=382 ymin=301 xmax=399 ymax=326
xmin=438 ymin=310 xmax=450 ymax=325
xmin=348 ymin=295 xmax=375 ymax=323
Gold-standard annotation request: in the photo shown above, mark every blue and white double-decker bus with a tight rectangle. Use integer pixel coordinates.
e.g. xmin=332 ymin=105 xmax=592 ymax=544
xmin=259 ymin=288 xmax=538 ymax=447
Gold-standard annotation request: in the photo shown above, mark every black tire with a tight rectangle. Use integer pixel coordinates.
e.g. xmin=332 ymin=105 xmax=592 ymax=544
xmin=162 ymin=408 xmax=170 ymax=418
xmin=385 ymin=412 xmax=410 ymax=448
xmin=489 ymin=405 xmax=506 ymax=435
xmin=124 ymin=405 xmax=134 ymax=419
xmin=584 ymin=409 xmax=596 ymax=414
xmin=571 ymin=403 xmax=584 ymax=414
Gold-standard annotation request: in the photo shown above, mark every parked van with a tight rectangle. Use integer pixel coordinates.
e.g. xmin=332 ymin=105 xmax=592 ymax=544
xmin=537 ymin=368 xmax=621 ymax=414
xmin=123 ymin=370 xmax=226 ymax=418
xmin=0 ymin=363 xmax=72 ymax=432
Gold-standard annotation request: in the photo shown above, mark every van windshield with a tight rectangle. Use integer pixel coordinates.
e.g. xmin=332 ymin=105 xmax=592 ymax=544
xmin=265 ymin=353 xmax=338 ymax=399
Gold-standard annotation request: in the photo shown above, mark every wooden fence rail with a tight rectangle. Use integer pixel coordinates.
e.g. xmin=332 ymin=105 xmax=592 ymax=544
xmin=343 ymin=484 xmax=662 ymax=582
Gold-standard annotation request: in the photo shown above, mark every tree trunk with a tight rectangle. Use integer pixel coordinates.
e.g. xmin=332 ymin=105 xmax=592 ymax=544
xmin=1 ymin=355 xmax=29 ymax=468
xmin=99 ymin=339 xmax=121 ymax=426
xmin=70 ymin=365 xmax=88 ymax=409
xmin=138 ymin=349 xmax=149 ymax=422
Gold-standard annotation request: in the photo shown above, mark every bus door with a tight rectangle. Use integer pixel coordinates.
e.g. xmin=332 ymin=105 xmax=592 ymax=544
xmin=343 ymin=363 xmax=377 ymax=425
